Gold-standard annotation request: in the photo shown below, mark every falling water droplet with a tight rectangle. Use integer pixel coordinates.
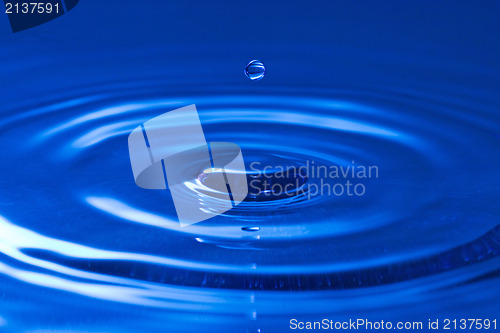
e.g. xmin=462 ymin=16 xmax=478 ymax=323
xmin=242 ymin=226 xmax=261 ymax=232
xmin=244 ymin=60 xmax=266 ymax=81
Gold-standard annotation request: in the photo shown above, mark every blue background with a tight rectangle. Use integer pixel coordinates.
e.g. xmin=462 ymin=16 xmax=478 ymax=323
xmin=0 ymin=1 xmax=499 ymax=332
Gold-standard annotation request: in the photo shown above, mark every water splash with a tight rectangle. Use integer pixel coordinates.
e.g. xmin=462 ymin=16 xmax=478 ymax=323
xmin=0 ymin=45 xmax=498 ymax=333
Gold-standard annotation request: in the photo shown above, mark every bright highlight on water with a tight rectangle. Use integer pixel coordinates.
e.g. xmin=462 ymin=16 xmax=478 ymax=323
xmin=245 ymin=60 xmax=266 ymax=80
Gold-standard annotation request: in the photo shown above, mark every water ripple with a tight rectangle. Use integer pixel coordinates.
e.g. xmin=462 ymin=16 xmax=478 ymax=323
xmin=0 ymin=82 xmax=498 ymax=319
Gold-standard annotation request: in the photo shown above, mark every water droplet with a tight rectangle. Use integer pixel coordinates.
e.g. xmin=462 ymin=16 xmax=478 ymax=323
xmin=244 ymin=60 xmax=266 ymax=81
xmin=242 ymin=226 xmax=260 ymax=232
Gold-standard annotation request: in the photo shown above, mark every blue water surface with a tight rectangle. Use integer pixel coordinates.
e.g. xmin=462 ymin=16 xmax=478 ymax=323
xmin=0 ymin=1 xmax=499 ymax=332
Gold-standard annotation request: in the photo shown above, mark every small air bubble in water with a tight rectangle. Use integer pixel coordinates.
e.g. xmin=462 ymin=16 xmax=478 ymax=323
xmin=244 ymin=60 xmax=266 ymax=81
xmin=242 ymin=226 xmax=260 ymax=232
